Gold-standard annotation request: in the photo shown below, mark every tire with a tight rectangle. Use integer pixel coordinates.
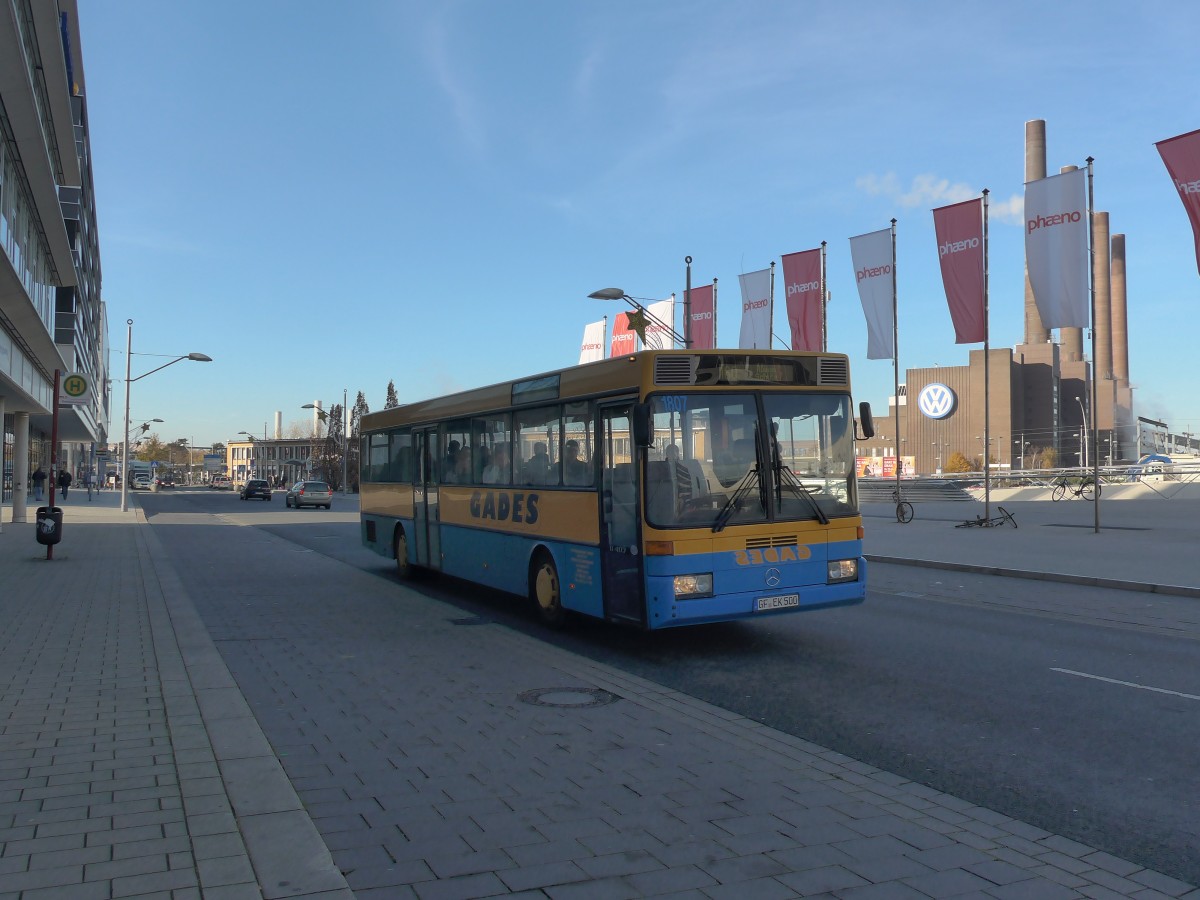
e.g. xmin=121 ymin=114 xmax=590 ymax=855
xmin=394 ymin=528 xmax=415 ymax=579
xmin=1051 ymin=483 xmax=1066 ymax=502
xmin=1080 ymin=480 xmax=1097 ymax=501
xmin=896 ymin=501 xmax=914 ymax=524
xmin=530 ymin=551 xmax=566 ymax=627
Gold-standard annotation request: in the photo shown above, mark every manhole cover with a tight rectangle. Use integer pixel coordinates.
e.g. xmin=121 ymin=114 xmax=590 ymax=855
xmin=517 ymin=687 xmax=620 ymax=708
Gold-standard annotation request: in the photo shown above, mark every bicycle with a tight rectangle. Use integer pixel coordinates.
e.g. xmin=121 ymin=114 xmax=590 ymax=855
xmin=956 ymin=505 xmax=1018 ymax=529
xmin=1051 ymin=476 xmax=1099 ymax=502
xmin=891 ymin=487 xmax=914 ymax=523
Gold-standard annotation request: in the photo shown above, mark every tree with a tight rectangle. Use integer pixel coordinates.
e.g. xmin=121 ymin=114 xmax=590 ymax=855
xmin=313 ymin=403 xmax=345 ymax=490
xmin=348 ymin=391 xmax=370 ymax=492
xmin=385 ymin=380 xmax=399 ymax=409
xmin=943 ymin=451 xmax=974 ymax=474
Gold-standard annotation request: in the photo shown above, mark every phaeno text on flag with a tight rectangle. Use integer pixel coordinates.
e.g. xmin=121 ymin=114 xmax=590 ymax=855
xmin=856 ymin=264 xmax=892 ymax=282
xmin=1026 ymin=210 xmax=1082 ymax=234
xmin=939 ymin=237 xmax=980 ymax=257
xmin=787 ymin=280 xmax=821 ymax=295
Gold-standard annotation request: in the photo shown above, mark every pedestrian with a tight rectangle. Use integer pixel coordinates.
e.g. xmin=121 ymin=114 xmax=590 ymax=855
xmin=31 ymin=466 xmax=46 ymax=502
xmin=57 ymin=467 xmax=72 ymax=499
xmin=84 ymin=469 xmax=95 ymax=500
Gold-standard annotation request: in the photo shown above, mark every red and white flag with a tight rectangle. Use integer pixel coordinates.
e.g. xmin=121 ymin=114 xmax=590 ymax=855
xmin=932 ymin=198 xmax=985 ymax=343
xmin=781 ymin=248 xmax=823 ymax=351
xmin=610 ymin=312 xmax=637 ymax=357
xmin=1156 ymin=128 xmax=1200 ymax=276
xmin=687 ymin=283 xmax=716 ymax=349
xmin=579 ymin=319 xmax=606 ymax=364
xmin=1025 ymin=168 xmax=1089 ymax=329
xmin=643 ymin=298 xmax=676 ymax=349
xmin=849 ymin=228 xmax=894 ymax=360
xmin=738 ymin=268 xmax=773 ymax=349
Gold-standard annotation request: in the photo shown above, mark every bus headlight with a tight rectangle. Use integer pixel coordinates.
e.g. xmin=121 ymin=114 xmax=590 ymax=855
xmin=827 ymin=559 xmax=858 ymax=583
xmin=674 ymin=573 xmax=713 ymax=599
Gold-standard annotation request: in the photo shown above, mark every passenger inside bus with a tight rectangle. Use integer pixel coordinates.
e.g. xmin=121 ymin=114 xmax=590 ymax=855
xmin=564 ymin=439 xmax=591 ymax=485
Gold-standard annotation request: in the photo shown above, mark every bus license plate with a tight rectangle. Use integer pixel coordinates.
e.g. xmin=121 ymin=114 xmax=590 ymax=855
xmin=756 ymin=593 xmax=799 ymax=612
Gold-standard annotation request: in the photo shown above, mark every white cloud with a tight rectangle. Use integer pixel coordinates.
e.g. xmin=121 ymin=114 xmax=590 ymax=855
xmin=856 ymin=172 xmax=1023 ymax=224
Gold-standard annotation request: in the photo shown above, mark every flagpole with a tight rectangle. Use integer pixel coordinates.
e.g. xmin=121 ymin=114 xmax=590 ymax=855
xmin=603 ymin=315 xmax=608 ymax=359
xmin=982 ymin=190 xmax=991 ymax=523
xmin=1087 ymin=156 xmax=1100 ymax=534
xmin=712 ymin=278 xmax=719 ymax=349
xmin=820 ymin=240 xmax=828 ymax=352
xmin=769 ymin=261 xmax=776 ymax=349
xmin=890 ymin=219 xmax=900 ymax=502
xmin=684 ymin=256 xmax=693 ymax=348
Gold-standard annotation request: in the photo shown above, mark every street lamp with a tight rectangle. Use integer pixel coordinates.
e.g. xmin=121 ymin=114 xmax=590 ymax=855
xmin=1075 ymin=396 xmax=1089 ymax=469
xmin=303 ymin=389 xmax=348 ymax=493
xmin=122 ymin=318 xmax=211 ymax=512
xmin=588 ymin=287 xmax=686 ymax=349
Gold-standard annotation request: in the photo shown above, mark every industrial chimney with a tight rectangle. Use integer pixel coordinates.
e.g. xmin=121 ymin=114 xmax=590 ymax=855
xmin=1024 ymin=119 xmax=1049 ymax=344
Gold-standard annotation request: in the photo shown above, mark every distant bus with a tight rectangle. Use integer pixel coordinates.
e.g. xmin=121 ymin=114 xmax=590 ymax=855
xmin=359 ymin=349 xmax=873 ymax=630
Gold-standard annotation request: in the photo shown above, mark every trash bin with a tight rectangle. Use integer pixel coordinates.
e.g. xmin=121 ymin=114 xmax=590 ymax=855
xmin=36 ymin=506 xmax=63 ymax=546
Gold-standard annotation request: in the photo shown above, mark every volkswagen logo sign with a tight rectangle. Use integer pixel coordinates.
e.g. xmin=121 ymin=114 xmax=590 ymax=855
xmin=764 ymin=568 xmax=782 ymax=587
xmin=917 ymin=382 xmax=957 ymax=420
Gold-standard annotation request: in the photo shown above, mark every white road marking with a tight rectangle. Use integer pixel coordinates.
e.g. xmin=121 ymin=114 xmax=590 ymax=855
xmin=1051 ymin=667 xmax=1200 ymax=701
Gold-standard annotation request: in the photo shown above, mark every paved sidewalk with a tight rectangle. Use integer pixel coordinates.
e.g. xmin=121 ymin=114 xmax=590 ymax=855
xmin=1 ymin=489 xmax=1196 ymax=898
xmin=862 ymin=495 xmax=1200 ymax=596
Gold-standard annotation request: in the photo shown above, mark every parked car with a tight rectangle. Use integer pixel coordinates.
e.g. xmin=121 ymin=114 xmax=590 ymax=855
xmin=131 ymin=473 xmax=152 ymax=491
xmin=240 ymin=478 xmax=272 ymax=501
xmin=285 ymin=480 xmax=333 ymax=509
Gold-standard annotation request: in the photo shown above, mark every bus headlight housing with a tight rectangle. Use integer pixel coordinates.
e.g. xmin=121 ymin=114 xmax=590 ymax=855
xmin=827 ymin=559 xmax=858 ymax=583
xmin=673 ymin=573 xmax=713 ymax=600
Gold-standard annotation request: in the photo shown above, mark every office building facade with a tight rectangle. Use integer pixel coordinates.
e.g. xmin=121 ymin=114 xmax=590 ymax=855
xmin=1 ymin=0 xmax=108 ymax=520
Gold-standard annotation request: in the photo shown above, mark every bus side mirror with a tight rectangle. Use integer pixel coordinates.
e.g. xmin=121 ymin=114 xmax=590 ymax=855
xmin=857 ymin=402 xmax=875 ymax=439
xmin=632 ymin=403 xmax=652 ymax=448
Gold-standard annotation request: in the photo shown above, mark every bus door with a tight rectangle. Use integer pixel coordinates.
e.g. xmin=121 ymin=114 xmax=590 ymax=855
xmin=599 ymin=404 xmax=645 ymax=624
xmin=412 ymin=427 xmax=441 ymax=570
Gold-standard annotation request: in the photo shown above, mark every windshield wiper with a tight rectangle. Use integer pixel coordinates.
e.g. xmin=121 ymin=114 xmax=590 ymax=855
xmin=713 ymin=465 xmax=762 ymax=533
xmin=772 ymin=427 xmax=828 ymax=524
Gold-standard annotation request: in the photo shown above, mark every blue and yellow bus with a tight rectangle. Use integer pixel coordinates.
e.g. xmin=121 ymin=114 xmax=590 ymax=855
xmin=359 ymin=349 xmax=874 ymax=629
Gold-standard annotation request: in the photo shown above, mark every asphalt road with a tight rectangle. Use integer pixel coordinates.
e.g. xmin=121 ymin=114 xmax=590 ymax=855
xmin=141 ymin=487 xmax=1200 ymax=884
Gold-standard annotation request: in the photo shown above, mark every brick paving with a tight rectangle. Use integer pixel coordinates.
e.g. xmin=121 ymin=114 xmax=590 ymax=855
xmin=0 ymin=489 xmax=1196 ymax=898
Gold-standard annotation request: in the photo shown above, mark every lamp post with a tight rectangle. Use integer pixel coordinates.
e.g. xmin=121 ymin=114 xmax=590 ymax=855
xmin=1075 ymin=395 xmax=1089 ymax=469
xmin=122 ymin=318 xmax=212 ymax=512
xmin=303 ymin=387 xmax=348 ymax=493
xmin=587 ymin=288 xmax=686 ymax=348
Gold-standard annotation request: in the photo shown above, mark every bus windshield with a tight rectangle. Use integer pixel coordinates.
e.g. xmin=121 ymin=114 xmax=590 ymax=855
xmin=645 ymin=391 xmax=858 ymax=530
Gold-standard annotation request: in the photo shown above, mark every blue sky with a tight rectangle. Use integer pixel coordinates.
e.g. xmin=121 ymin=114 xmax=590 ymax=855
xmin=79 ymin=1 xmax=1200 ymax=449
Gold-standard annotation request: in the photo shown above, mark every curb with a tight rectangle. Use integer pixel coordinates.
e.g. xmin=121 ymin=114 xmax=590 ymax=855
xmin=134 ymin=506 xmax=352 ymax=897
xmin=866 ymin=554 xmax=1200 ymax=599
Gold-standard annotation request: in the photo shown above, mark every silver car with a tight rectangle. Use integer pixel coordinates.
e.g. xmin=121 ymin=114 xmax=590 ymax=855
xmin=285 ymin=480 xmax=333 ymax=509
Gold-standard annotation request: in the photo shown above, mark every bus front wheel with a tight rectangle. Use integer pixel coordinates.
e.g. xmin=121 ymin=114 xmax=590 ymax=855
xmin=394 ymin=528 xmax=415 ymax=580
xmin=531 ymin=552 xmax=566 ymax=627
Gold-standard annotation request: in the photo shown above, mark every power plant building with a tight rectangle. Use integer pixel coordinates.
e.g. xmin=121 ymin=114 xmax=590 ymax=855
xmin=857 ymin=119 xmax=1135 ymax=475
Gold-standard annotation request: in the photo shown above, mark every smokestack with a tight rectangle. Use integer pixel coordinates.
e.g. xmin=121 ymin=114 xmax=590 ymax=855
xmin=1058 ymin=165 xmax=1084 ymax=361
xmin=1024 ymin=119 xmax=1049 ymax=344
xmin=1111 ymin=233 xmax=1129 ymax=385
xmin=1093 ymin=211 xmax=1113 ymax=381
xmin=274 ymin=411 xmax=282 ymax=440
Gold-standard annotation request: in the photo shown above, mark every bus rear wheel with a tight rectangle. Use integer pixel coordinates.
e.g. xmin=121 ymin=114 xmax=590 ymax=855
xmin=394 ymin=528 xmax=415 ymax=580
xmin=530 ymin=552 xmax=566 ymax=627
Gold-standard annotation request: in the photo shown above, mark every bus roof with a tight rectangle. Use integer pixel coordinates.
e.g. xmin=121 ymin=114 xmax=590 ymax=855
xmin=361 ymin=349 xmax=851 ymax=433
